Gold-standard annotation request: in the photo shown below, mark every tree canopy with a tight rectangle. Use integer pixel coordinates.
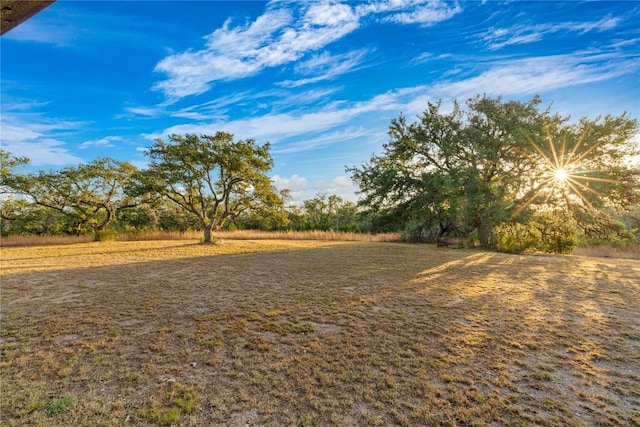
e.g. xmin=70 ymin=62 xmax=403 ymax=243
xmin=137 ymin=132 xmax=284 ymax=243
xmin=348 ymin=95 xmax=640 ymax=251
xmin=1 ymin=154 xmax=138 ymax=235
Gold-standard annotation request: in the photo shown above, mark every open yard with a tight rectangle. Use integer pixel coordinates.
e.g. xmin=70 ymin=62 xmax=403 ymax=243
xmin=1 ymin=240 xmax=639 ymax=426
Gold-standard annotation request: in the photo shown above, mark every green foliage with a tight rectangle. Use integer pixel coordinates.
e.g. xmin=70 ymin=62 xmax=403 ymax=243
xmin=161 ymin=407 xmax=179 ymax=425
xmin=172 ymin=383 xmax=198 ymax=413
xmin=139 ymin=132 xmax=283 ymax=243
xmin=94 ymin=229 xmax=119 ymax=242
xmin=0 ymin=149 xmax=29 ymax=185
xmin=298 ymin=193 xmax=359 ymax=231
xmin=495 ymin=223 xmax=540 ymax=254
xmin=349 ymin=95 xmax=640 ymax=253
xmin=496 ymin=211 xmax=580 ymax=254
xmin=1 ymin=156 xmax=139 ymax=235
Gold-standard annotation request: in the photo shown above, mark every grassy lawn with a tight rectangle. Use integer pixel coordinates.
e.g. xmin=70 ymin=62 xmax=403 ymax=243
xmin=1 ymin=240 xmax=639 ymax=426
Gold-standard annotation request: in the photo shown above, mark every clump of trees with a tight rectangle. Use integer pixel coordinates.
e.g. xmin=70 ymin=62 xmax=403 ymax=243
xmin=348 ymin=95 xmax=640 ymax=252
xmin=1 ymin=153 xmax=139 ymax=236
xmin=1 ymin=133 xmax=288 ymax=244
xmin=1 ymin=134 xmax=361 ymax=244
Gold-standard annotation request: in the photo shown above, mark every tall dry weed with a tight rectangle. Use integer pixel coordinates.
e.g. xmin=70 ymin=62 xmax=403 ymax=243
xmin=0 ymin=229 xmax=401 ymax=247
xmin=0 ymin=234 xmax=94 ymax=247
xmin=573 ymin=245 xmax=640 ymax=260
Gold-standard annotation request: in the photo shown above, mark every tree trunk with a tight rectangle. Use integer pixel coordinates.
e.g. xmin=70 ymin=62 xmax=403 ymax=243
xmin=477 ymin=222 xmax=493 ymax=248
xmin=203 ymin=226 xmax=212 ymax=244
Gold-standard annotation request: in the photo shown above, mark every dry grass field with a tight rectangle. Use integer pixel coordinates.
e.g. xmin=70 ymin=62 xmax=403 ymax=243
xmin=1 ymin=240 xmax=639 ymax=426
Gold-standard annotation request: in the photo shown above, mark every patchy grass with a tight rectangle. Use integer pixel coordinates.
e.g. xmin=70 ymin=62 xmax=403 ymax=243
xmin=1 ymin=240 xmax=638 ymax=426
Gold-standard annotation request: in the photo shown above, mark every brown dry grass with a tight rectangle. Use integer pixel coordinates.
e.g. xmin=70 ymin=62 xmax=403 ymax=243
xmin=573 ymin=245 xmax=640 ymax=260
xmin=0 ymin=230 xmax=400 ymax=247
xmin=1 ymin=240 xmax=638 ymax=426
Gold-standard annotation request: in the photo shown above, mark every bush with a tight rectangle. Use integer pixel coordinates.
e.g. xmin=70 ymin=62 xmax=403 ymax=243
xmin=495 ymin=223 xmax=540 ymax=254
xmin=542 ymin=231 xmax=579 ymax=254
xmin=93 ymin=229 xmax=119 ymax=242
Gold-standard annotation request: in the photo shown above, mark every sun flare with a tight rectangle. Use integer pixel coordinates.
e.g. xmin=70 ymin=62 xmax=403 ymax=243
xmin=514 ymin=126 xmax=623 ymax=218
xmin=554 ymin=168 xmax=568 ymax=182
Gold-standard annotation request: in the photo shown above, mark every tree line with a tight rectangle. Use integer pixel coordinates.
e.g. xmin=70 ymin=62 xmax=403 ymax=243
xmin=2 ymin=96 xmax=639 ymax=252
xmin=0 ymin=133 xmax=359 ymax=244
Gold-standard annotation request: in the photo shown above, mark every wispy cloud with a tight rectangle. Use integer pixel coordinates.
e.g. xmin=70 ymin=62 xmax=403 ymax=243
xmin=123 ymin=91 xmax=251 ymax=120
xmin=150 ymin=84 xmax=430 ymax=146
xmin=355 ymin=0 xmax=461 ymax=26
xmin=381 ymin=1 xmax=461 ymax=26
xmin=0 ymin=104 xmax=86 ymax=166
xmin=434 ymin=51 xmax=639 ymax=99
xmin=79 ymin=136 xmax=123 ymax=149
xmin=272 ymin=127 xmax=376 ymax=154
xmin=279 ymin=48 xmax=372 ymax=87
xmin=150 ymin=47 xmax=638 ymax=156
xmin=153 ymin=2 xmax=359 ymax=99
xmin=483 ymin=16 xmax=621 ymax=50
xmin=2 ymin=17 xmax=77 ymax=46
xmin=153 ymin=0 xmax=461 ymax=100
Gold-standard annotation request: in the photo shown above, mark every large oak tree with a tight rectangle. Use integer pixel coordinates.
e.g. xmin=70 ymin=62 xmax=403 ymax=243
xmin=349 ymin=96 xmax=639 ymax=250
xmin=139 ymin=132 xmax=283 ymax=244
xmin=1 ymin=153 xmax=139 ymax=235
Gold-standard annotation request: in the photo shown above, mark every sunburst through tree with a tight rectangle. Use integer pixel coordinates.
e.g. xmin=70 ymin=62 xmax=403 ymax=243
xmin=515 ymin=117 xmax=639 ymax=225
xmin=350 ymin=95 xmax=640 ymax=252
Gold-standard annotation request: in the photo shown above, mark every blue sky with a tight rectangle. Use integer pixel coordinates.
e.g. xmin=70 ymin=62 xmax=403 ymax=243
xmin=1 ymin=1 xmax=639 ymax=202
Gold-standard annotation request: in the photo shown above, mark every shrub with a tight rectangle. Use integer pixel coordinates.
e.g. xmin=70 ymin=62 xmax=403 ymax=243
xmin=93 ymin=229 xmax=119 ymax=242
xmin=495 ymin=223 xmax=540 ymax=254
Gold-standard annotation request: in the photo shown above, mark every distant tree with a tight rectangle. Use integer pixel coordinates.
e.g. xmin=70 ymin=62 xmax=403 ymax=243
xmin=349 ymin=95 xmax=640 ymax=250
xmin=1 ymin=198 xmax=68 ymax=236
xmin=138 ymin=132 xmax=283 ymax=243
xmin=1 ymin=156 xmax=139 ymax=235
xmin=230 ymin=189 xmax=292 ymax=231
xmin=299 ymin=193 xmax=359 ymax=231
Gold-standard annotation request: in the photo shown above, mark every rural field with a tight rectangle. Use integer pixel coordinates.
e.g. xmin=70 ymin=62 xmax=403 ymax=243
xmin=1 ymin=239 xmax=639 ymax=426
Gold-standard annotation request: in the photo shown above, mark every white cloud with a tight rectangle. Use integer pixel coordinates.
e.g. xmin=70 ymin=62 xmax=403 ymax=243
xmin=0 ymin=109 xmax=85 ymax=166
xmin=384 ymin=1 xmax=462 ymax=26
xmin=1 ymin=139 xmax=84 ymax=166
xmin=150 ymin=48 xmax=638 ymax=157
xmin=153 ymin=0 xmax=461 ymax=100
xmin=271 ymin=173 xmax=309 ymax=193
xmin=483 ymin=16 xmax=622 ymax=50
xmin=434 ymin=52 xmax=639 ymax=99
xmin=271 ymin=173 xmax=357 ymax=203
xmin=279 ymin=48 xmax=372 ymax=87
xmin=79 ymin=136 xmax=123 ymax=149
xmin=153 ymin=2 xmax=359 ymax=99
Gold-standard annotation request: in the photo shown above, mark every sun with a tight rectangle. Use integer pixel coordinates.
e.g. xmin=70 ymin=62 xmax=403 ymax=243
xmin=554 ymin=168 xmax=568 ymax=183
xmin=514 ymin=128 xmax=608 ymax=216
